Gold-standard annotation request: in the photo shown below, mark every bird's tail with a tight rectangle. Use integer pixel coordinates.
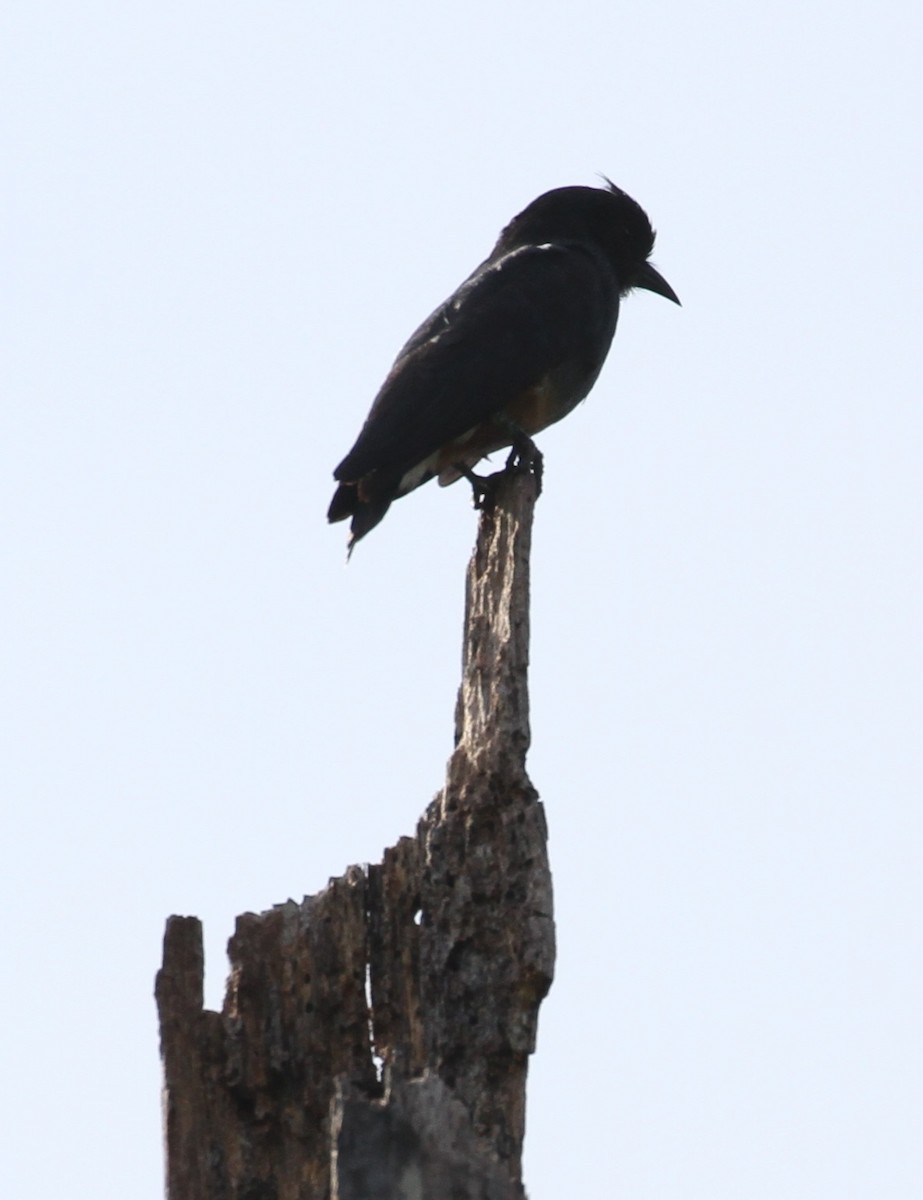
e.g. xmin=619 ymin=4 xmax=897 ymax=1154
xmin=327 ymin=474 xmax=397 ymax=555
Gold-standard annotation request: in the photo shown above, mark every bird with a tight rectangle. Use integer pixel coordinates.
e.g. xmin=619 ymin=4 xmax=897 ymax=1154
xmin=328 ymin=179 xmax=679 ymax=552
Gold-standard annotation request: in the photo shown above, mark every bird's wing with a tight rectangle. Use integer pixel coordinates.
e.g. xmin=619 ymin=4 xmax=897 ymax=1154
xmin=334 ymin=241 xmax=617 ymax=481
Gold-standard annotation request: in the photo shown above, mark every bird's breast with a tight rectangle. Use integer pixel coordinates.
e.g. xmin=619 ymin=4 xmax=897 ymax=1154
xmin=503 ymin=374 xmax=580 ymax=435
xmin=430 ymin=368 xmax=593 ymax=486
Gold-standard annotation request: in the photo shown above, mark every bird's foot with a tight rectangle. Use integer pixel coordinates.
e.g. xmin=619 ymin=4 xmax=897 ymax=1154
xmin=502 ymin=424 xmax=544 ymax=495
xmin=456 ymin=465 xmax=500 ymax=511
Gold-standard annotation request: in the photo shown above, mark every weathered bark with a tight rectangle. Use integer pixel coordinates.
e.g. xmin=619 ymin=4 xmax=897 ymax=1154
xmin=156 ymin=468 xmax=554 ymax=1200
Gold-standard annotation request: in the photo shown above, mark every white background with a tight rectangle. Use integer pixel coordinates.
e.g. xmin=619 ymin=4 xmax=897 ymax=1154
xmin=3 ymin=3 xmax=921 ymax=1196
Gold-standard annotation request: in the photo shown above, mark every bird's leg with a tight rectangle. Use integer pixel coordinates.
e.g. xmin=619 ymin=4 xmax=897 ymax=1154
xmin=499 ymin=418 xmax=544 ymax=493
xmin=455 ymin=417 xmax=544 ymax=512
xmin=455 ymin=464 xmax=498 ymax=511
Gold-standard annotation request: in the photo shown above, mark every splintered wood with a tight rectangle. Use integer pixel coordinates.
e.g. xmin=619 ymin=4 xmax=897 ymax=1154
xmin=156 ymin=468 xmax=554 ymax=1200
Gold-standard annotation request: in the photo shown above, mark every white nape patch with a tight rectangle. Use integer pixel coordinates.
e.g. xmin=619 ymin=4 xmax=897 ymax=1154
xmin=479 ymin=242 xmax=563 ymax=285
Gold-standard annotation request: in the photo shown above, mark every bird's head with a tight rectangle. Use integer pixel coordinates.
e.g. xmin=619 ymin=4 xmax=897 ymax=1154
xmin=495 ymin=180 xmax=680 ymax=304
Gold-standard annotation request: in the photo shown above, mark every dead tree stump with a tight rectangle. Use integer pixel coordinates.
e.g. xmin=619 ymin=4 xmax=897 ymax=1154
xmin=156 ymin=469 xmax=555 ymax=1200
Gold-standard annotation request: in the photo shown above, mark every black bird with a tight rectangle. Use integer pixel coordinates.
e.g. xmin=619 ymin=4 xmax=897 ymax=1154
xmin=328 ymin=180 xmax=679 ymax=551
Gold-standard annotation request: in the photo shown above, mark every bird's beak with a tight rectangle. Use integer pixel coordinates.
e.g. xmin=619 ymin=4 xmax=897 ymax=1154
xmin=635 ymin=261 xmax=681 ymax=305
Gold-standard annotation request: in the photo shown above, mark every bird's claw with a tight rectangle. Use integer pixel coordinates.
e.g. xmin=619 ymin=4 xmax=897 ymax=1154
xmin=503 ymin=428 xmax=544 ymax=495
xmin=456 ymin=422 xmax=545 ymax=512
xmin=456 ymin=465 xmax=498 ymax=511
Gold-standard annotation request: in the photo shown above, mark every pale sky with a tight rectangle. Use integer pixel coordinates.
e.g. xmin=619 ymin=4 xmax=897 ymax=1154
xmin=3 ymin=3 xmax=921 ymax=1197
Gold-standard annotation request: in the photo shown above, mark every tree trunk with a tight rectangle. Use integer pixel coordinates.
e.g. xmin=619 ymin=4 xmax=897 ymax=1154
xmin=156 ymin=469 xmax=555 ymax=1200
